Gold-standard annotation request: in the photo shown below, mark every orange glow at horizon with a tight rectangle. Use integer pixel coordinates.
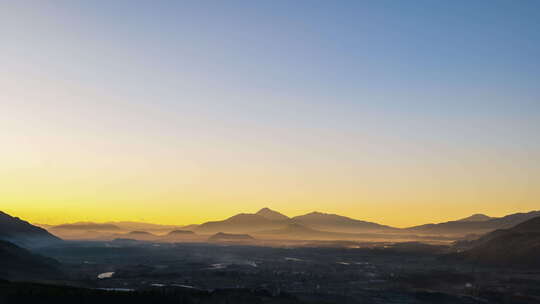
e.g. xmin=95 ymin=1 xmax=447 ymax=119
xmin=2 ymin=3 xmax=539 ymax=229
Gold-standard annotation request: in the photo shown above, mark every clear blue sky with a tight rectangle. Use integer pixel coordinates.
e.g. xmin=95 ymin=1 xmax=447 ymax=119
xmin=1 ymin=1 xmax=539 ymax=226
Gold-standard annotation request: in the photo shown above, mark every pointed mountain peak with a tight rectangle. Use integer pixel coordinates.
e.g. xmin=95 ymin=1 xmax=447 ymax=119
xmin=457 ymin=214 xmax=493 ymax=222
xmin=300 ymin=211 xmax=337 ymax=219
xmin=256 ymin=208 xmax=289 ymax=221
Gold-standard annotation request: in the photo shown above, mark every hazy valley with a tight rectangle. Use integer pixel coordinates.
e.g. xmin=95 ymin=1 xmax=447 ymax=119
xmin=1 ymin=208 xmax=540 ymax=303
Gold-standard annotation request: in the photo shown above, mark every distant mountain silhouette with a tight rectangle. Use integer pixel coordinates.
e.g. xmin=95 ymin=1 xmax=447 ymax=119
xmin=408 ymin=210 xmax=540 ymax=235
xmin=0 ymin=240 xmax=62 ymax=280
xmin=456 ymin=214 xmax=494 ymax=222
xmin=208 ymin=232 xmax=255 ymax=242
xmin=256 ymin=207 xmax=289 ymax=221
xmin=108 ymin=222 xmax=183 ymax=232
xmin=456 ymin=216 xmax=540 ymax=267
xmin=127 ymin=230 xmax=154 ymax=235
xmin=180 ymin=224 xmax=199 ymax=231
xmin=50 ymin=222 xmax=184 ymax=235
xmin=52 ymin=223 xmax=121 ymax=231
xmin=120 ymin=231 xmax=158 ymax=241
xmin=0 ymin=211 xmax=61 ymax=248
xmin=291 ymin=212 xmax=395 ymax=233
xmin=34 ymin=208 xmax=540 ymax=243
xmin=257 ymin=222 xmax=404 ymax=241
xmin=195 ymin=213 xmax=287 ymax=234
xmin=162 ymin=230 xmax=198 ymax=242
xmin=257 ymin=222 xmax=357 ymax=240
xmin=167 ymin=230 xmax=195 ymax=236
xmin=259 ymin=222 xmax=319 ymax=235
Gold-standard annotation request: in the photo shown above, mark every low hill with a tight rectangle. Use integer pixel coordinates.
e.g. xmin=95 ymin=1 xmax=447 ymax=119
xmin=127 ymin=231 xmax=154 ymax=236
xmin=167 ymin=230 xmax=195 ymax=236
xmin=122 ymin=231 xmax=158 ymax=241
xmin=208 ymin=232 xmax=255 ymax=242
xmin=162 ymin=230 xmax=199 ymax=242
xmin=0 ymin=240 xmax=62 ymax=280
xmin=0 ymin=211 xmax=61 ymax=248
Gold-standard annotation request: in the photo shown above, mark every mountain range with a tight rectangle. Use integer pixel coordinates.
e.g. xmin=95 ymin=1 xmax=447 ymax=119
xmin=27 ymin=208 xmax=540 ymax=241
xmin=45 ymin=221 xmax=183 ymax=233
xmin=407 ymin=210 xmax=540 ymax=235
xmin=189 ymin=208 xmax=540 ymax=238
xmin=192 ymin=208 xmax=395 ymax=235
xmin=5 ymin=208 xmax=540 ymax=244
xmin=2 ymin=208 xmax=540 ymax=269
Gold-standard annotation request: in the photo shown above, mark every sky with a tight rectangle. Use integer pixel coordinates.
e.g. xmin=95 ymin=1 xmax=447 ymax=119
xmin=1 ymin=1 xmax=539 ymax=227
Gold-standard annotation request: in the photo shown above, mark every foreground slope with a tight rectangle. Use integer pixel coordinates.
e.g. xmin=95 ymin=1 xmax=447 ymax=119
xmin=0 ymin=240 xmax=61 ymax=280
xmin=456 ymin=216 xmax=540 ymax=267
xmin=0 ymin=211 xmax=61 ymax=248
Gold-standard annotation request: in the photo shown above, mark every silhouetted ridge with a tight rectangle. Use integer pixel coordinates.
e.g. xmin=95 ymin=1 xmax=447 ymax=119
xmin=0 ymin=211 xmax=61 ymax=248
xmin=208 ymin=232 xmax=255 ymax=242
xmin=127 ymin=231 xmax=154 ymax=235
xmin=510 ymin=216 xmax=540 ymax=233
xmin=292 ymin=211 xmax=394 ymax=233
xmin=167 ymin=230 xmax=195 ymax=236
xmin=409 ymin=210 xmax=540 ymax=235
xmin=457 ymin=216 xmax=540 ymax=266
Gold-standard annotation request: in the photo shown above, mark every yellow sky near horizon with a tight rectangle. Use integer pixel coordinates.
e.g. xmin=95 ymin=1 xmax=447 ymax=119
xmin=3 ymin=203 xmax=539 ymax=229
xmin=2 ymin=92 xmax=538 ymax=227
xmin=2 ymin=2 xmax=539 ymax=229
xmin=2 ymin=85 xmax=538 ymax=227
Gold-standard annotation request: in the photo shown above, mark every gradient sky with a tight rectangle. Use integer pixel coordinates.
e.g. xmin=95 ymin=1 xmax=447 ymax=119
xmin=1 ymin=1 xmax=539 ymax=227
